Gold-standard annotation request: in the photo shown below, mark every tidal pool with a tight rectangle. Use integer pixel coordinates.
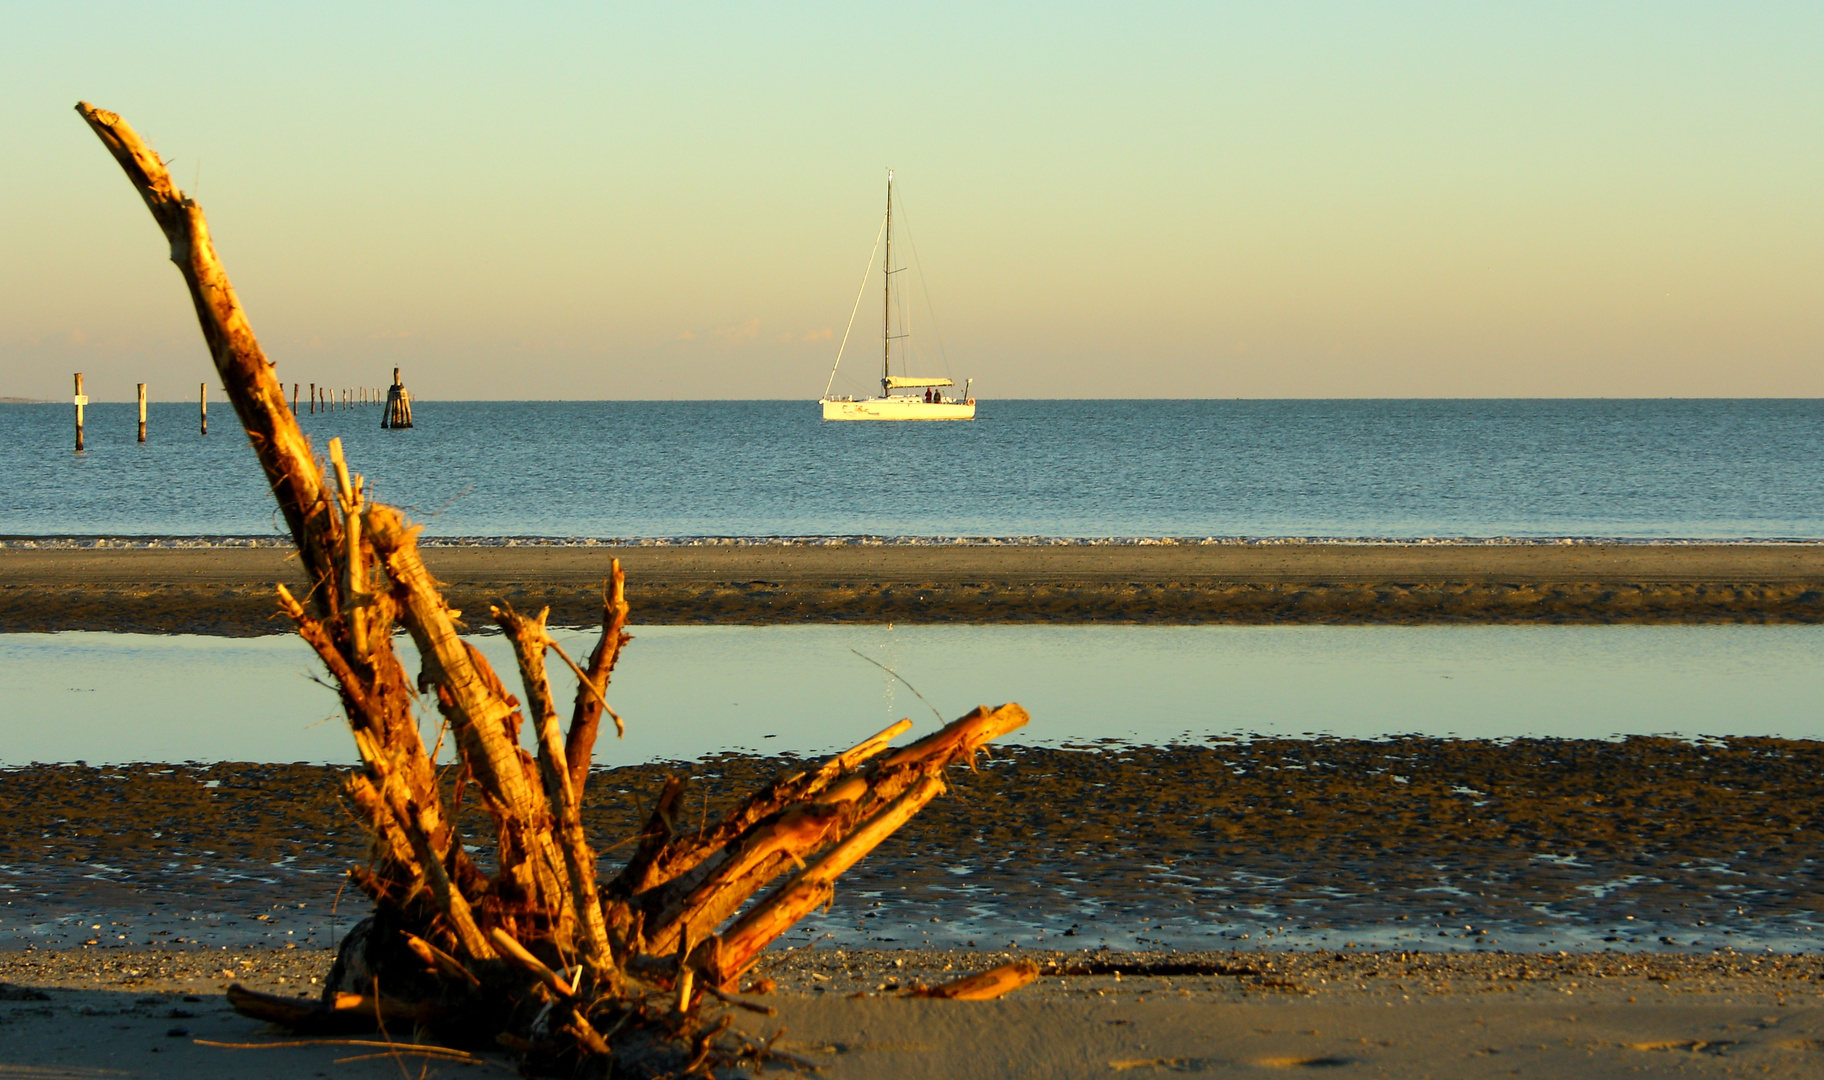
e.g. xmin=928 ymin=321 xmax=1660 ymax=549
xmin=2 ymin=623 xmax=1820 ymax=764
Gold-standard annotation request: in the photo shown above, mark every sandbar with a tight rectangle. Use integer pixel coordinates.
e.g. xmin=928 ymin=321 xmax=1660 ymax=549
xmin=4 ymin=542 xmax=1823 ymax=633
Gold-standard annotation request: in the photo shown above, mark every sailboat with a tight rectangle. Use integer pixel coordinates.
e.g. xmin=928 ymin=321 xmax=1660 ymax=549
xmin=819 ymin=170 xmax=976 ymax=421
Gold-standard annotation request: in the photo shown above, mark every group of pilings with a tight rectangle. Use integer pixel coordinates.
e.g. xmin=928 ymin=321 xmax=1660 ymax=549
xmin=72 ymin=367 xmax=414 ymax=450
xmin=381 ymin=367 xmax=413 ymax=428
xmin=288 ymin=367 xmax=413 ymax=429
xmin=293 ymin=383 xmax=384 ymax=414
xmin=71 ymin=372 xmax=170 ymax=450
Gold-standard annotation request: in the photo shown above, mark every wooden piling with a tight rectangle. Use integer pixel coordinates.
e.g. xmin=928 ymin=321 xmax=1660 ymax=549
xmin=136 ymin=382 xmax=147 ymax=442
xmin=310 ymin=382 xmax=316 ymax=414
xmin=382 ymin=367 xmax=414 ymax=429
xmin=200 ymin=382 xmax=208 ymax=435
xmin=73 ymin=373 xmax=86 ymax=452
xmin=292 ymin=382 xmax=300 ymax=415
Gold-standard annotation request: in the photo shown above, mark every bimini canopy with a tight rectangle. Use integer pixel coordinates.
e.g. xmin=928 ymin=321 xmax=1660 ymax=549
xmin=883 ymin=377 xmax=954 ymax=389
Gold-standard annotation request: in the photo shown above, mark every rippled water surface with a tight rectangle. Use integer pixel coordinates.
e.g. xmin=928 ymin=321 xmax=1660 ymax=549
xmin=5 ymin=399 xmax=1824 ymax=539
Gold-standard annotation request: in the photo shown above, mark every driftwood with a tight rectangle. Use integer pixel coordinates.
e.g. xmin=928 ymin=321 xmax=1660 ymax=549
xmin=78 ymin=101 xmax=1030 ymax=1075
xmin=905 ymin=959 xmax=1041 ymax=1000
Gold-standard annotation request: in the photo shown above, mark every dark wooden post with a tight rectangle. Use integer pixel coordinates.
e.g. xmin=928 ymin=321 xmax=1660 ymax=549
xmin=310 ymin=381 xmax=316 ymax=414
xmin=136 ymin=382 xmax=147 ymax=442
xmin=383 ymin=367 xmax=413 ymax=429
xmin=200 ymin=382 xmax=208 ymax=435
xmin=73 ymin=373 xmax=86 ymax=452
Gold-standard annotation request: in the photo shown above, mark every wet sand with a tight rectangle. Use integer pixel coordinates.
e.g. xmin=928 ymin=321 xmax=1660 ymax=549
xmin=1 ymin=946 xmax=1820 ymax=1078
xmin=6 ymin=741 xmax=1824 ymax=1076
xmin=4 ymin=542 xmax=1824 ymax=633
xmin=6 ymin=740 xmax=1820 ymax=954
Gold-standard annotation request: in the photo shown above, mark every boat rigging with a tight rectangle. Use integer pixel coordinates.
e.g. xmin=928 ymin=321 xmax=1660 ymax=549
xmin=819 ymin=169 xmax=975 ymax=421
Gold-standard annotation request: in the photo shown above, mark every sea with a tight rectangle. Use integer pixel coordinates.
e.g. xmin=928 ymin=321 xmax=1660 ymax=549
xmin=4 ymin=398 xmax=1823 ymax=956
xmin=4 ymin=398 xmax=1823 ymax=542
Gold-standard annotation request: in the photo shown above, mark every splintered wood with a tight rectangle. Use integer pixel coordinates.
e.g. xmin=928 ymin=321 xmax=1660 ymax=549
xmin=78 ymin=100 xmax=1032 ymax=1076
xmin=908 ymin=959 xmax=1042 ymax=1000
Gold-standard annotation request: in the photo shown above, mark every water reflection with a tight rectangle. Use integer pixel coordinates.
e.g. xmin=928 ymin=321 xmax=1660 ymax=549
xmin=2 ymin=624 xmax=1821 ymax=764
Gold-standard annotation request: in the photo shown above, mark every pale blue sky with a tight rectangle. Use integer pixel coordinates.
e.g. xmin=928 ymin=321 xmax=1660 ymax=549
xmin=2 ymin=2 xmax=1820 ymax=399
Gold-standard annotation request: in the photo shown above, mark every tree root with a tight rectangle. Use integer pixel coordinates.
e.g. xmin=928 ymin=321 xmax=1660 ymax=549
xmin=77 ymin=100 xmax=1031 ymax=1076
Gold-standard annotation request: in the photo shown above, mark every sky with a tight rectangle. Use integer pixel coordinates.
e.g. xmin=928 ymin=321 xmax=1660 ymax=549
xmin=1 ymin=2 xmax=1820 ymax=400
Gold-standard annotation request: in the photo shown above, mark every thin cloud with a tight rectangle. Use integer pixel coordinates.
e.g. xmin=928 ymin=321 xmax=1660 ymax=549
xmin=58 ymin=329 xmax=130 ymax=350
xmin=802 ymin=328 xmax=833 ymax=341
xmin=715 ymin=318 xmax=761 ymax=342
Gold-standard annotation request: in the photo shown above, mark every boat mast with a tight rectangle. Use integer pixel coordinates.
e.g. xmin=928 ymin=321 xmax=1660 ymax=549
xmin=882 ymin=168 xmax=893 ymax=397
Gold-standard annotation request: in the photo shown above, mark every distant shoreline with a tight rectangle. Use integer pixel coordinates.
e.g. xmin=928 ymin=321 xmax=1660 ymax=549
xmin=4 ymin=542 xmax=1823 ymax=633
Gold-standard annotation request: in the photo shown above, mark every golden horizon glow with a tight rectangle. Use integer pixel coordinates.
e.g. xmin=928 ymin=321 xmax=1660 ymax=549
xmin=2 ymin=4 xmax=1820 ymax=400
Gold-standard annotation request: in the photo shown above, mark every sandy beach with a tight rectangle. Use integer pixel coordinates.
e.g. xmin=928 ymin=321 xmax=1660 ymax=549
xmin=4 ymin=542 xmax=1823 ymax=633
xmin=1 ymin=945 xmax=1820 ymax=1077
xmin=14 ymin=3 xmax=1819 ymax=1074
xmin=6 ymin=550 xmax=1823 ymax=1075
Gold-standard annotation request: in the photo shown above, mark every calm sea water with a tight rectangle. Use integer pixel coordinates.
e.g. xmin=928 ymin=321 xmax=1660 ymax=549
xmin=6 ymin=624 xmax=1821 ymax=764
xmin=4 ymin=399 xmax=1822 ymax=540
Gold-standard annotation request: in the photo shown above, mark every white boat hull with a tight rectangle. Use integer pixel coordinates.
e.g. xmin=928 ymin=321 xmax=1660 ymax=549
xmin=821 ymin=397 xmax=976 ymax=421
